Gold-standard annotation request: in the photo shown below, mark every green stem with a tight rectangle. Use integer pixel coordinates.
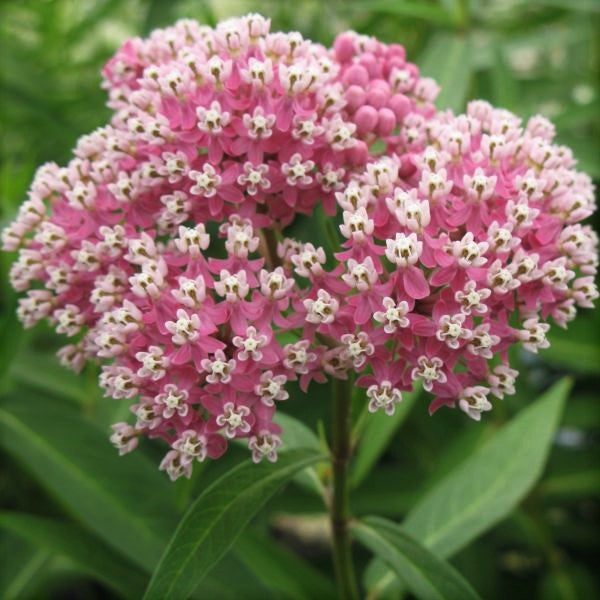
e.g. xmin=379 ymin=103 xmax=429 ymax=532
xmin=330 ymin=377 xmax=359 ymax=600
xmin=258 ymin=226 xmax=282 ymax=270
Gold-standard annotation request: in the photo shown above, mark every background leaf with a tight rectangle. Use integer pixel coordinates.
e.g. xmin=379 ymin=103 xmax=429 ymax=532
xmin=419 ymin=32 xmax=472 ymax=112
xmin=0 ymin=394 xmax=178 ymax=570
xmin=0 ymin=511 xmax=148 ymax=598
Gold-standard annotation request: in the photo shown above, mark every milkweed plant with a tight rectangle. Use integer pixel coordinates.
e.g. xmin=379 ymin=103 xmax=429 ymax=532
xmin=3 ymin=13 xmax=598 ymax=599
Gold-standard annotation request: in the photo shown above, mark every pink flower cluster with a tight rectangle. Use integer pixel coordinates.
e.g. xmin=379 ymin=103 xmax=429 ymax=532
xmin=3 ymin=14 xmax=597 ymax=480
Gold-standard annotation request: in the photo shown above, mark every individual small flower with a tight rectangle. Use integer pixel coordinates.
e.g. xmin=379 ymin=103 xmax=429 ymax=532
xmin=411 ymin=356 xmax=447 ymax=392
xmin=517 ymin=318 xmax=550 ymax=353
xmin=487 ymin=365 xmax=518 ymax=399
xmin=367 ymin=381 xmax=403 ymax=415
xmin=455 ymin=281 xmax=491 ymax=315
xmin=173 ymin=430 xmax=208 ymax=464
xmin=248 ymin=431 xmax=282 ymax=463
xmin=165 ymin=309 xmax=201 ymax=345
xmin=201 ymin=350 xmax=236 ymax=384
xmin=436 ymin=314 xmax=472 ymax=349
xmin=132 ymin=399 xmax=162 ymax=429
xmin=160 ymin=450 xmax=192 ymax=481
xmin=374 ymin=297 xmax=410 ymax=333
xmin=340 ymin=332 xmax=375 ymax=368
xmin=174 ymin=224 xmax=210 ymax=256
xmin=283 ymin=340 xmax=317 ymax=375
xmin=487 ymin=259 xmax=520 ymax=294
xmin=53 ymin=304 xmax=85 ymax=337
xmin=232 ymin=326 xmax=268 ymax=361
xmin=155 ymin=384 xmax=189 ymax=419
xmin=463 ymin=168 xmax=496 ymax=202
xmin=451 ymin=232 xmax=488 ymax=268
xmin=340 ymin=208 xmax=374 ymax=243
xmin=281 ymin=153 xmax=315 ymax=187
xmin=385 ymin=232 xmax=422 ymax=267
xmin=304 ymin=289 xmax=339 ymax=324
xmin=214 ymin=270 xmax=250 ymax=301
xmin=110 ymin=423 xmax=139 ymax=455
xmin=255 ymin=371 xmax=289 ymax=406
xmin=342 ymin=257 xmax=378 ymax=291
xmin=216 ymin=402 xmax=252 ymax=438
xmin=189 ymin=164 xmax=222 ymax=198
xmin=237 ymin=162 xmax=270 ymax=196
xmin=458 ymin=386 xmax=492 ymax=421
xmin=467 ymin=324 xmax=500 ymax=359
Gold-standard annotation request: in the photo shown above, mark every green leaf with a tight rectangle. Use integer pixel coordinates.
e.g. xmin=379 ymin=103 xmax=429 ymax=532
xmin=0 ymin=394 xmax=178 ymax=571
xmin=0 ymin=533 xmax=50 ymax=600
xmin=8 ymin=351 xmax=91 ymax=405
xmin=404 ymin=378 xmax=569 ymax=554
xmin=143 ymin=448 xmax=324 ymax=600
xmin=526 ymin=0 xmax=600 ymax=12
xmin=419 ymin=33 xmax=472 ymax=113
xmin=543 ymin=323 xmax=600 ymax=374
xmin=352 ymin=0 xmax=455 ymax=26
xmin=351 ymin=387 xmax=419 ymax=487
xmin=489 ymin=43 xmax=519 ymax=111
xmin=0 ymin=512 xmax=148 ymax=598
xmin=0 ymin=303 xmax=26 ymax=389
xmin=539 ymin=565 xmax=600 ymax=600
xmin=233 ymin=528 xmax=336 ymax=600
xmin=352 ymin=517 xmax=481 ymax=600
xmin=275 ymin=411 xmax=327 ymax=497
xmin=369 ymin=378 xmax=570 ymax=596
xmin=539 ymin=468 xmax=600 ymax=499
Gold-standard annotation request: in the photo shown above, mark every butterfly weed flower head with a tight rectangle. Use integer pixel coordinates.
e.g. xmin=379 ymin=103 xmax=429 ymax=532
xmin=2 ymin=15 xmax=597 ymax=480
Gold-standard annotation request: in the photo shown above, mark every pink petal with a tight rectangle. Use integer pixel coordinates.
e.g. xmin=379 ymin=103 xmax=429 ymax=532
xmin=403 ymin=266 xmax=430 ymax=299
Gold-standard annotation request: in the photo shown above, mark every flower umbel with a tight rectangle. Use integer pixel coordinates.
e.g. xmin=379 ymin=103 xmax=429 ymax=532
xmin=2 ymin=15 xmax=597 ymax=480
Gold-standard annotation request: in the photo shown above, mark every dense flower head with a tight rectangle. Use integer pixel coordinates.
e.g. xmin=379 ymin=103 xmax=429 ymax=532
xmin=2 ymin=14 xmax=597 ymax=479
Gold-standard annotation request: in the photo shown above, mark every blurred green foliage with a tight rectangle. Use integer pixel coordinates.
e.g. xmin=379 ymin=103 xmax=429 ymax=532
xmin=0 ymin=1 xmax=599 ymax=599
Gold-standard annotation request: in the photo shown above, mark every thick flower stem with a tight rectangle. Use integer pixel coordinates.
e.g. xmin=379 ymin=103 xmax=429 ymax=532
xmin=330 ymin=377 xmax=359 ymax=600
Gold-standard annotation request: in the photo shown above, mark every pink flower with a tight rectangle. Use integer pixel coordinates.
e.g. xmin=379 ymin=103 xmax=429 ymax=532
xmin=3 ymin=14 xmax=597 ymax=481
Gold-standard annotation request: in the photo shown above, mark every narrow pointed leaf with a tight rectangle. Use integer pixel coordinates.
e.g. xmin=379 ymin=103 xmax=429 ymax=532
xmin=275 ymin=411 xmax=326 ymax=496
xmin=353 ymin=517 xmax=481 ymax=600
xmin=368 ymin=378 xmax=570 ymax=596
xmin=0 ymin=394 xmax=178 ymax=570
xmin=404 ymin=378 xmax=570 ymax=555
xmin=419 ymin=33 xmax=472 ymax=113
xmin=143 ymin=448 xmax=324 ymax=600
xmin=0 ymin=534 xmax=49 ymax=600
xmin=0 ymin=512 xmax=147 ymax=598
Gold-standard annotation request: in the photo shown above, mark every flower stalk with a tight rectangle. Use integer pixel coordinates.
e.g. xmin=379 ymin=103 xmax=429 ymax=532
xmin=330 ymin=376 xmax=359 ymax=600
